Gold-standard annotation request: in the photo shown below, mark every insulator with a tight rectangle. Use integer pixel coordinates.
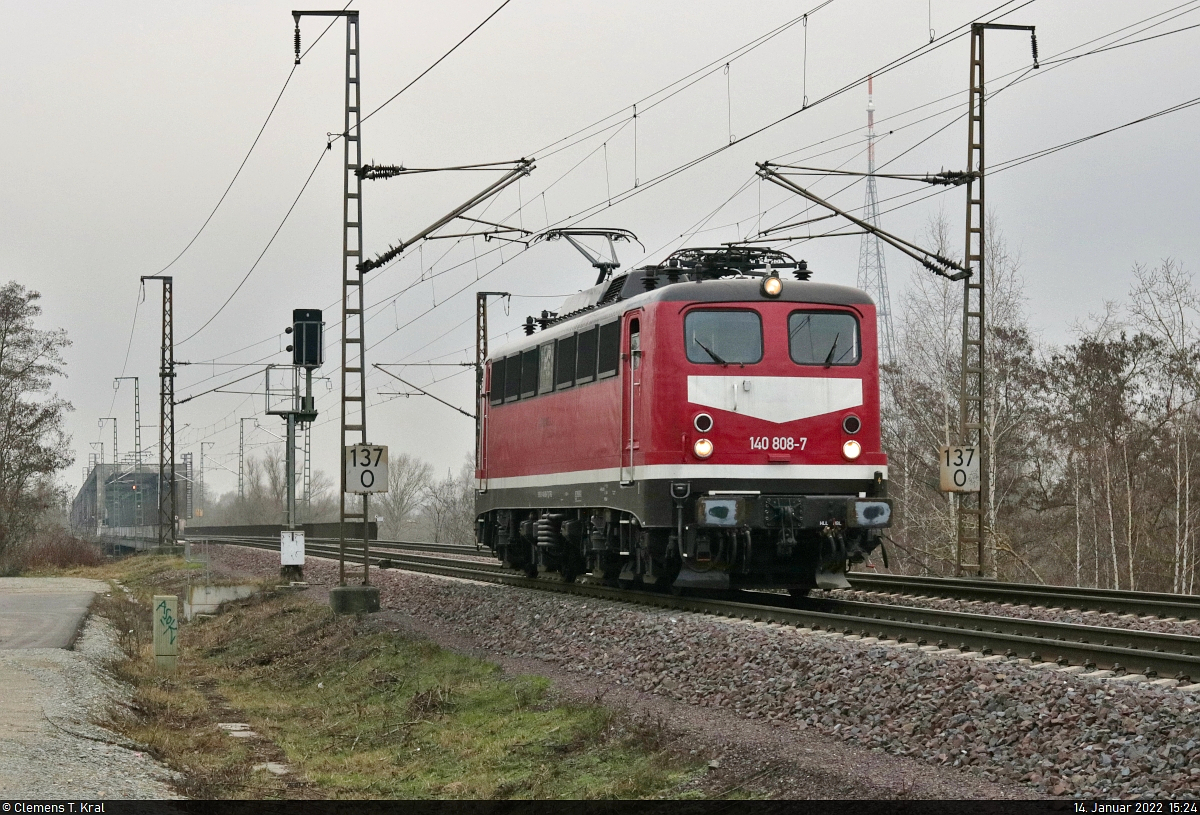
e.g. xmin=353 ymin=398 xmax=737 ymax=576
xmin=294 ymin=25 xmax=301 ymax=65
xmin=1030 ymin=33 xmax=1039 ymax=69
xmin=523 ymin=316 xmax=535 ymax=336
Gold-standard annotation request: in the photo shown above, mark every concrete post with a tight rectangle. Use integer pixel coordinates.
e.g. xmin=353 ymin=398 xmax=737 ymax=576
xmin=153 ymin=595 xmax=178 ymax=670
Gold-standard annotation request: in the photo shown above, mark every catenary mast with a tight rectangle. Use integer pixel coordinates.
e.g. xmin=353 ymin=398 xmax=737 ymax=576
xmin=857 ymin=75 xmax=896 ymax=365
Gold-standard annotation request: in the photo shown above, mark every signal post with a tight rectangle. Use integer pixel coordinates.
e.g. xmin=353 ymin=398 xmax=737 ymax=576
xmin=268 ymin=309 xmax=324 ymax=582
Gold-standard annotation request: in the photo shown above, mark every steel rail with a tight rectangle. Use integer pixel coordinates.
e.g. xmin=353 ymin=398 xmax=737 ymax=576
xmin=846 ymin=572 xmax=1200 ymax=621
xmin=189 ymin=532 xmax=1200 ymax=619
xmin=208 ymin=535 xmax=1200 ymax=683
xmin=190 ymin=534 xmax=481 ymax=557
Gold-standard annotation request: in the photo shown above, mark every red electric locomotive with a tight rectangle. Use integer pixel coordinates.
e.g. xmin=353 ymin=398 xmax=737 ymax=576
xmin=475 ymin=247 xmax=891 ymax=594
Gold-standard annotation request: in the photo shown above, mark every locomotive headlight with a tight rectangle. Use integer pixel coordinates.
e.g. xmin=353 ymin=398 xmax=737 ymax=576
xmin=760 ymin=274 xmax=783 ymax=298
xmin=694 ymin=438 xmax=714 ymax=459
xmin=842 ymin=439 xmax=862 ymax=460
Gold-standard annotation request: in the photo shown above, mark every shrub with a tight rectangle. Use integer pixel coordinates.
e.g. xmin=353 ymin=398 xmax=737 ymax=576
xmin=2 ymin=527 xmax=103 ymax=573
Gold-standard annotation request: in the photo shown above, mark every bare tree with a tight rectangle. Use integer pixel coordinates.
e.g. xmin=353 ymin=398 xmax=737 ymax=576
xmin=418 ymin=456 xmax=475 ymax=544
xmin=884 ymin=212 xmax=1041 ymax=581
xmin=0 ymin=283 xmax=72 ymax=554
xmin=374 ymin=452 xmax=434 ymax=540
xmin=882 ymin=211 xmax=961 ymax=573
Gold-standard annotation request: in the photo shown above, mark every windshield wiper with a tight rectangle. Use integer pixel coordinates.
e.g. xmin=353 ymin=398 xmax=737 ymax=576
xmin=694 ymin=338 xmax=728 ymax=365
xmin=824 ymin=333 xmax=840 ymax=368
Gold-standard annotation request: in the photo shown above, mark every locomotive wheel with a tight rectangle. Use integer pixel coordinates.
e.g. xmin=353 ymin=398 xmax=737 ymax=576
xmin=598 ymin=555 xmax=622 ymax=583
xmin=788 ymin=587 xmax=812 ymax=599
xmin=524 ymin=563 xmax=539 ymax=579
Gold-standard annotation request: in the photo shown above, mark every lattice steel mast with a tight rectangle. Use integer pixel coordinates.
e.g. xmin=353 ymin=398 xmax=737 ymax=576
xmin=955 ymin=23 xmax=1037 ymax=578
xmin=339 ymin=12 xmax=368 ymax=586
xmin=857 ymin=76 xmax=895 ymax=366
xmin=141 ymin=275 xmax=175 ymax=548
xmin=115 ymin=377 xmax=141 ymax=466
xmin=292 ymin=9 xmax=370 ymax=585
xmin=475 ymin=291 xmax=509 ymax=473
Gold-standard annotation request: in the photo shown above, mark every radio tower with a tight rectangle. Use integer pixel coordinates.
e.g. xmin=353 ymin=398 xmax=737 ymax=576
xmin=857 ymin=76 xmax=896 ymax=365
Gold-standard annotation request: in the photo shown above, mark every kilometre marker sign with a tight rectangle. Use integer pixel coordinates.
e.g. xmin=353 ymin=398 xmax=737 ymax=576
xmin=345 ymin=445 xmax=389 ymax=494
xmin=939 ymin=445 xmax=979 ymax=493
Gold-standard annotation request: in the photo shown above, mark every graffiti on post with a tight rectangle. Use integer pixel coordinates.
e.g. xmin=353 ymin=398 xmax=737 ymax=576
xmin=156 ymin=598 xmax=178 ymax=645
xmin=152 ymin=594 xmax=179 ymax=670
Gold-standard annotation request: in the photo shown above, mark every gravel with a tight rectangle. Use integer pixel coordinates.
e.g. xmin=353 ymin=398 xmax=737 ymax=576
xmin=213 ymin=545 xmax=1200 ymax=800
xmin=832 ymin=586 xmax=1200 ymax=637
xmin=0 ymin=612 xmax=180 ymax=798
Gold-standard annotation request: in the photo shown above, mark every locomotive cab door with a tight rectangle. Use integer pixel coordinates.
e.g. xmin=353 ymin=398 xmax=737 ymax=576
xmin=620 ymin=311 xmax=643 ymax=485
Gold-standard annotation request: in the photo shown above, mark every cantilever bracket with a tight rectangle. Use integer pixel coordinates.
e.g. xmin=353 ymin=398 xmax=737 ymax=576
xmin=755 ymin=162 xmax=971 ymax=281
xmin=359 ymin=159 xmax=534 ymax=273
xmin=372 ymin=365 xmax=474 ymax=419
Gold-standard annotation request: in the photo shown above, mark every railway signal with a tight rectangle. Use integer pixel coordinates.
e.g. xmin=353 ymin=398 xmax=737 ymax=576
xmin=268 ymin=308 xmax=324 ymax=581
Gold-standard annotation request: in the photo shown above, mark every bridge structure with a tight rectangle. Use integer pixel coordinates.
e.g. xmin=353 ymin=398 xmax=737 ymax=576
xmin=70 ymin=461 xmax=187 ymax=552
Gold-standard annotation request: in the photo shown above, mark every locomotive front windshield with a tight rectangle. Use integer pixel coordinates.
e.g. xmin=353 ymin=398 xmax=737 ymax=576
xmin=788 ymin=311 xmax=860 ymax=366
xmin=685 ymin=310 xmax=763 ymax=364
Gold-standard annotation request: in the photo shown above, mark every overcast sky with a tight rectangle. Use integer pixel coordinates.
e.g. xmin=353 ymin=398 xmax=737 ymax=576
xmin=2 ymin=0 xmax=1198 ymax=501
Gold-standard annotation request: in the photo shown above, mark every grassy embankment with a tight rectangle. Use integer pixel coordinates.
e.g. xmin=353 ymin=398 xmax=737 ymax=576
xmin=63 ymin=554 xmax=708 ymax=799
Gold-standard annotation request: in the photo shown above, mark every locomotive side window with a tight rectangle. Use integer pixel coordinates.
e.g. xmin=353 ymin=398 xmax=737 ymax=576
xmin=520 ymin=348 xmax=539 ymax=398
xmin=504 ymin=353 xmax=521 ymax=402
xmin=576 ymin=326 xmax=598 ymax=383
xmin=597 ymin=320 xmax=620 ymax=378
xmin=489 ymin=357 xmax=506 ymax=406
xmin=684 ymin=310 xmax=763 ymax=365
xmin=788 ymin=311 xmax=860 ymax=366
xmin=538 ymin=342 xmax=555 ymax=394
xmin=555 ymin=334 xmax=576 ymax=389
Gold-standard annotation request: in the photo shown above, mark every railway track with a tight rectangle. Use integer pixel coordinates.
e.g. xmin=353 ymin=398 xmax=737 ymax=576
xmin=193 ymin=534 xmax=1200 ymax=620
xmin=845 ymin=572 xmax=1200 ymax=621
xmin=198 ymin=534 xmax=1200 ymax=684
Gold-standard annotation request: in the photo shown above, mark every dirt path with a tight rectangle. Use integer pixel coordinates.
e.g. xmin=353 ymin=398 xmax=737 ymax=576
xmin=0 ymin=578 xmax=178 ymax=798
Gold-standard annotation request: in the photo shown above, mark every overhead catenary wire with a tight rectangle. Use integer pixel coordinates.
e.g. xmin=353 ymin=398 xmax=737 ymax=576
xmin=530 ymin=0 xmax=839 ymax=161
xmin=544 ymin=1 xmax=1035 ymax=240
xmin=770 ymin=90 xmax=1200 ymax=250
xmin=160 ymin=2 xmax=520 ymax=372
xmin=150 ymin=8 xmax=347 ymax=279
xmin=751 ymin=3 xmax=1200 ymax=241
xmin=94 ymin=11 xmax=350 ymax=450
xmin=286 ymin=0 xmax=1037 ymax=379
xmin=167 ymin=0 xmax=952 ymax=375
xmin=177 ymin=0 xmax=1045 ymax=430
xmin=177 ymin=144 xmax=331 ymax=346
xmin=158 ymin=0 xmax=1170 ymax=381
xmin=343 ymin=0 xmax=517 ymax=136
xmin=169 ymin=0 xmax=1180 ymax=458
